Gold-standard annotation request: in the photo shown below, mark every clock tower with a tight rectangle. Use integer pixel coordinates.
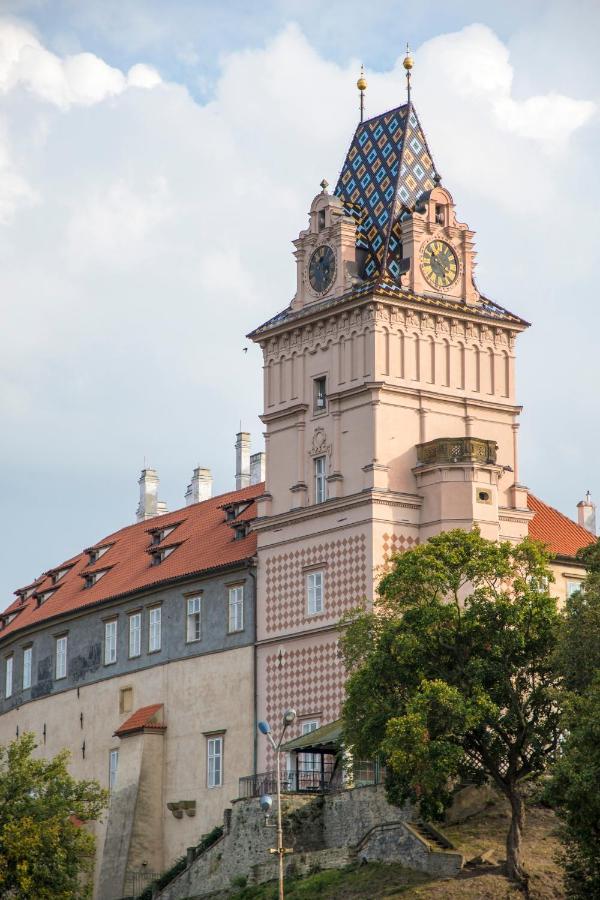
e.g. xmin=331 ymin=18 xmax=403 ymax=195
xmin=249 ymin=71 xmax=531 ymax=764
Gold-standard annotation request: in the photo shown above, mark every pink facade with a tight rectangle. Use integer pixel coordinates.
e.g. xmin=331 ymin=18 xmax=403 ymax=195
xmin=250 ymin=100 xmax=532 ymax=766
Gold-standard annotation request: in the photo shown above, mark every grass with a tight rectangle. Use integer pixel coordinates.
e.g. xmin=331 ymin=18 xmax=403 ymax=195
xmin=208 ymin=796 xmax=566 ymax=900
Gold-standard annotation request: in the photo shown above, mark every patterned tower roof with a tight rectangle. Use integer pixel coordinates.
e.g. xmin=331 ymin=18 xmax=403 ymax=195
xmin=335 ymin=102 xmax=439 ymax=283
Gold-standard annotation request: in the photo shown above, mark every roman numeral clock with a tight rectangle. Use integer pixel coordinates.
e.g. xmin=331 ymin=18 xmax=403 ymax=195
xmin=420 ymin=239 xmax=459 ymax=290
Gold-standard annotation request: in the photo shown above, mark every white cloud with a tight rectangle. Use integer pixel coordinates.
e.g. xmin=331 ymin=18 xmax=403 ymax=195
xmin=0 ymin=17 xmax=162 ymax=109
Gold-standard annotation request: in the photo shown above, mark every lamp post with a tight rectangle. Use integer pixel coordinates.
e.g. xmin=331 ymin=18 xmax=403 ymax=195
xmin=257 ymin=708 xmax=296 ymax=900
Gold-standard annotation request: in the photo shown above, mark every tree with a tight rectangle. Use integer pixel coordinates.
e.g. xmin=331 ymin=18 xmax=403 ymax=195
xmin=547 ymin=536 xmax=600 ymax=897
xmin=0 ymin=733 xmax=108 ymax=899
xmin=341 ymin=529 xmax=562 ymax=891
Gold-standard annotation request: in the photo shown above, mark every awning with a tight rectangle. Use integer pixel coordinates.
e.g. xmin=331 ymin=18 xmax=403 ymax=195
xmin=280 ymin=719 xmax=343 ymax=754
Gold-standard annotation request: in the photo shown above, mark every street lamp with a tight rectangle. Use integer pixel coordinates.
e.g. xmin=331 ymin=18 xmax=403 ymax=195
xmin=257 ymin=708 xmax=296 ymax=900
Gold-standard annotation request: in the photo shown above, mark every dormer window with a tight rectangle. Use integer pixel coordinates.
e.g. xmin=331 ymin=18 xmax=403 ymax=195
xmin=148 ymin=545 xmax=178 ymax=566
xmin=86 ymin=545 xmax=111 ymax=566
xmin=233 ymin=523 xmax=249 ymax=541
xmin=147 ymin=524 xmax=177 ymax=546
xmin=35 ymin=589 xmax=57 ymax=606
xmin=81 ymin=570 xmax=109 ymax=589
xmin=50 ymin=566 xmax=72 ymax=585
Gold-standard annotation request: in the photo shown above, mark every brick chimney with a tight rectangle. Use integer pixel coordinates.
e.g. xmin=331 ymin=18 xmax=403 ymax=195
xmin=577 ymin=491 xmax=597 ymax=535
xmin=250 ymin=452 xmax=265 ymax=485
xmin=235 ymin=432 xmax=251 ymax=490
xmin=136 ymin=468 xmax=168 ymax=522
xmin=185 ymin=467 xmax=213 ymax=505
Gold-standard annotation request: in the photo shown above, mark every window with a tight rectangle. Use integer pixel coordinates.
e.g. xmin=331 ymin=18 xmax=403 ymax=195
xmin=314 ymin=456 xmax=327 ymax=504
xmin=22 ymin=646 xmax=32 ymax=690
xmin=119 ymin=687 xmax=133 ymax=714
xmin=5 ymin=656 xmax=13 ymax=698
xmin=149 ymin=607 xmax=161 ymax=652
xmin=317 ymin=209 xmax=326 ymax=231
xmin=306 ymin=571 xmax=324 ymax=616
xmin=109 ymin=749 xmax=119 ymax=792
xmin=300 ymin=719 xmax=320 ymax=773
xmin=566 ymin=580 xmax=583 ymax=599
xmin=435 ymin=203 xmax=445 ymax=225
xmin=314 ymin=376 xmax=327 ymax=412
xmin=207 ymin=736 xmax=223 ymax=788
xmin=55 ymin=636 xmax=67 ymax=679
xmin=104 ymin=620 xmax=117 ymax=665
xmin=228 ymin=586 xmax=244 ymax=633
xmin=129 ymin=612 xmax=141 ymax=658
xmin=186 ymin=595 xmax=202 ymax=642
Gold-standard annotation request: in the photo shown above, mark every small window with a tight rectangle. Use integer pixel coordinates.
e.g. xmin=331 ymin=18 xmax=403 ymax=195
xmin=435 ymin=203 xmax=445 ymax=225
xmin=5 ymin=656 xmax=13 ymax=698
xmin=566 ymin=580 xmax=583 ymax=599
xmin=186 ymin=595 xmax=202 ymax=643
xmin=55 ymin=636 xmax=67 ymax=680
xmin=300 ymin=720 xmax=320 ymax=773
xmin=306 ymin=571 xmax=324 ymax=616
xmin=228 ymin=586 xmax=244 ymax=633
xmin=149 ymin=607 xmax=162 ymax=652
xmin=314 ymin=376 xmax=327 ymax=412
xmin=317 ymin=209 xmax=326 ymax=231
xmin=314 ymin=456 xmax=327 ymax=504
xmin=109 ymin=749 xmax=119 ymax=792
xmin=22 ymin=646 xmax=32 ymax=690
xmin=104 ymin=620 xmax=117 ymax=665
xmin=129 ymin=612 xmax=141 ymax=658
xmin=207 ymin=736 xmax=223 ymax=788
xmin=119 ymin=687 xmax=133 ymax=714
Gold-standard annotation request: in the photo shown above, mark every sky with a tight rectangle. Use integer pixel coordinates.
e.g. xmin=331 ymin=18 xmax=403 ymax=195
xmin=0 ymin=0 xmax=598 ymax=604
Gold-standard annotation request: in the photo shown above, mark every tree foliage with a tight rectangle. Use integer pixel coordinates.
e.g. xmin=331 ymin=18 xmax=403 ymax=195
xmin=548 ymin=536 xmax=600 ymax=897
xmin=0 ymin=733 xmax=108 ymax=899
xmin=341 ymin=529 xmax=562 ymax=889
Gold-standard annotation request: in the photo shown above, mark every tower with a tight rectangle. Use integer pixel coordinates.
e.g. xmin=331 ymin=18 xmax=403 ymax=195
xmin=249 ymin=66 xmax=531 ymax=764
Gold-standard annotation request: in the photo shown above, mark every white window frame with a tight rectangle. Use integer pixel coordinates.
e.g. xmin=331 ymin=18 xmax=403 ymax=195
xmin=314 ymin=376 xmax=327 ymax=412
xmin=186 ymin=595 xmax=202 ymax=643
xmin=22 ymin=646 xmax=32 ymax=690
xmin=129 ymin=612 xmax=141 ymax=658
xmin=300 ymin=719 xmax=320 ymax=773
xmin=5 ymin=656 xmax=13 ymax=698
xmin=228 ymin=586 xmax=244 ymax=633
xmin=207 ymin=735 xmax=223 ymax=788
xmin=566 ymin=579 xmax=583 ymax=599
xmin=104 ymin=620 xmax=117 ymax=665
xmin=109 ymin=749 xmax=119 ymax=792
xmin=55 ymin=636 xmax=67 ymax=680
xmin=306 ymin=571 xmax=324 ymax=616
xmin=149 ymin=607 xmax=162 ymax=652
xmin=314 ymin=455 xmax=327 ymax=504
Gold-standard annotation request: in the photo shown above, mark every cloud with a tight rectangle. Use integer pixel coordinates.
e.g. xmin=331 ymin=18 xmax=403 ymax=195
xmin=0 ymin=17 xmax=161 ymax=108
xmin=0 ymin=17 xmax=597 ymax=601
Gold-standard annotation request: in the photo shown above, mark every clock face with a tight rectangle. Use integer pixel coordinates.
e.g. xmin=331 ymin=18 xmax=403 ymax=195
xmin=309 ymin=245 xmax=336 ymax=294
xmin=421 ymin=240 xmax=459 ymax=289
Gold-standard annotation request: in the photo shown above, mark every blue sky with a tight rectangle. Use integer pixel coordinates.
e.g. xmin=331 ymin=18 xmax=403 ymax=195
xmin=0 ymin=0 xmax=598 ymax=603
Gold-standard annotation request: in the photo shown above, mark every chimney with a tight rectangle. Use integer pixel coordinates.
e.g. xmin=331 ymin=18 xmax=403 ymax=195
xmin=136 ymin=468 xmax=168 ymax=522
xmin=235 ymin=432 xmax=251 ymax=490
xmin=577 ymin=491 xmax=597 ymax=534
xmin=250 ymin=451 xmax=265 ymax=485
xmin=185 ymin=466 xmax=213 ymax=506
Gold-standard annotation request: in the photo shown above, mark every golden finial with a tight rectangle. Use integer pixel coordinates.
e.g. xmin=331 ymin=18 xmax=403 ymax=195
xmin=357 ymin=64 xmax=367 ymax=123
xmin=403 ymin=43 xmax=413 ymax=103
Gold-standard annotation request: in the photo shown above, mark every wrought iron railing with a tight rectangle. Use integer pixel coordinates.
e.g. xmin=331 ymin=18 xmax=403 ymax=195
xmin=123 ymin=867 xmax=160 ymax=897
xmin=238 ymin=759 xmax=385 ymax=799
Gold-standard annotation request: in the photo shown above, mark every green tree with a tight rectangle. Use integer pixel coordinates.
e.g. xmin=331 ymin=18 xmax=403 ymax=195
xmin=547 ymin=536 xmax=600 ymax=897
xmin=341 ymin=529 xmax=562 ymax=890
xmin=0 ymin=732 xmax=108 ymax=899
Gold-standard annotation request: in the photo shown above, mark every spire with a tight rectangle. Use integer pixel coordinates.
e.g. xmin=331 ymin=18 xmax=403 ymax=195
xmin=403 ymin=43 xmax=413 ymax=104
xmin=357 ymin=64 xmax=367 ymax=123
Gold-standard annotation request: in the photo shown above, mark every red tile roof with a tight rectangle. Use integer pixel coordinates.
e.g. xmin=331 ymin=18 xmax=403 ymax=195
xmin=0 ymin=483 xmax=263 ymax=642
xmin=528 ymin=494 xmax=596 ymax=558
xmin=115 ymin=703 xmax=165 ymax=737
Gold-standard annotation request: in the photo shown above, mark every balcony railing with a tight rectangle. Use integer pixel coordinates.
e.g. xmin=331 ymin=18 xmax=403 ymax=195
xmin=238 ymin=759 xmax=385 ymax=799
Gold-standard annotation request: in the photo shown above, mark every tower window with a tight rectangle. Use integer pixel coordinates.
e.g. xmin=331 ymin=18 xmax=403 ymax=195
xmin=314 ymin=376 xmax=327 ymax=412
xmin=435 ymin=204 xmax=445 ymax=226
xmin=317 ymin=209 xmax=326 ymax=231
xmin=314 ymin=456 xmax=327 ymax=504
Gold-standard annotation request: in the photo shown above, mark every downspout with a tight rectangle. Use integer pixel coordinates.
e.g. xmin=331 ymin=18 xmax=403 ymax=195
xmin=248 ymin=563 xmax=258 ymax=777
